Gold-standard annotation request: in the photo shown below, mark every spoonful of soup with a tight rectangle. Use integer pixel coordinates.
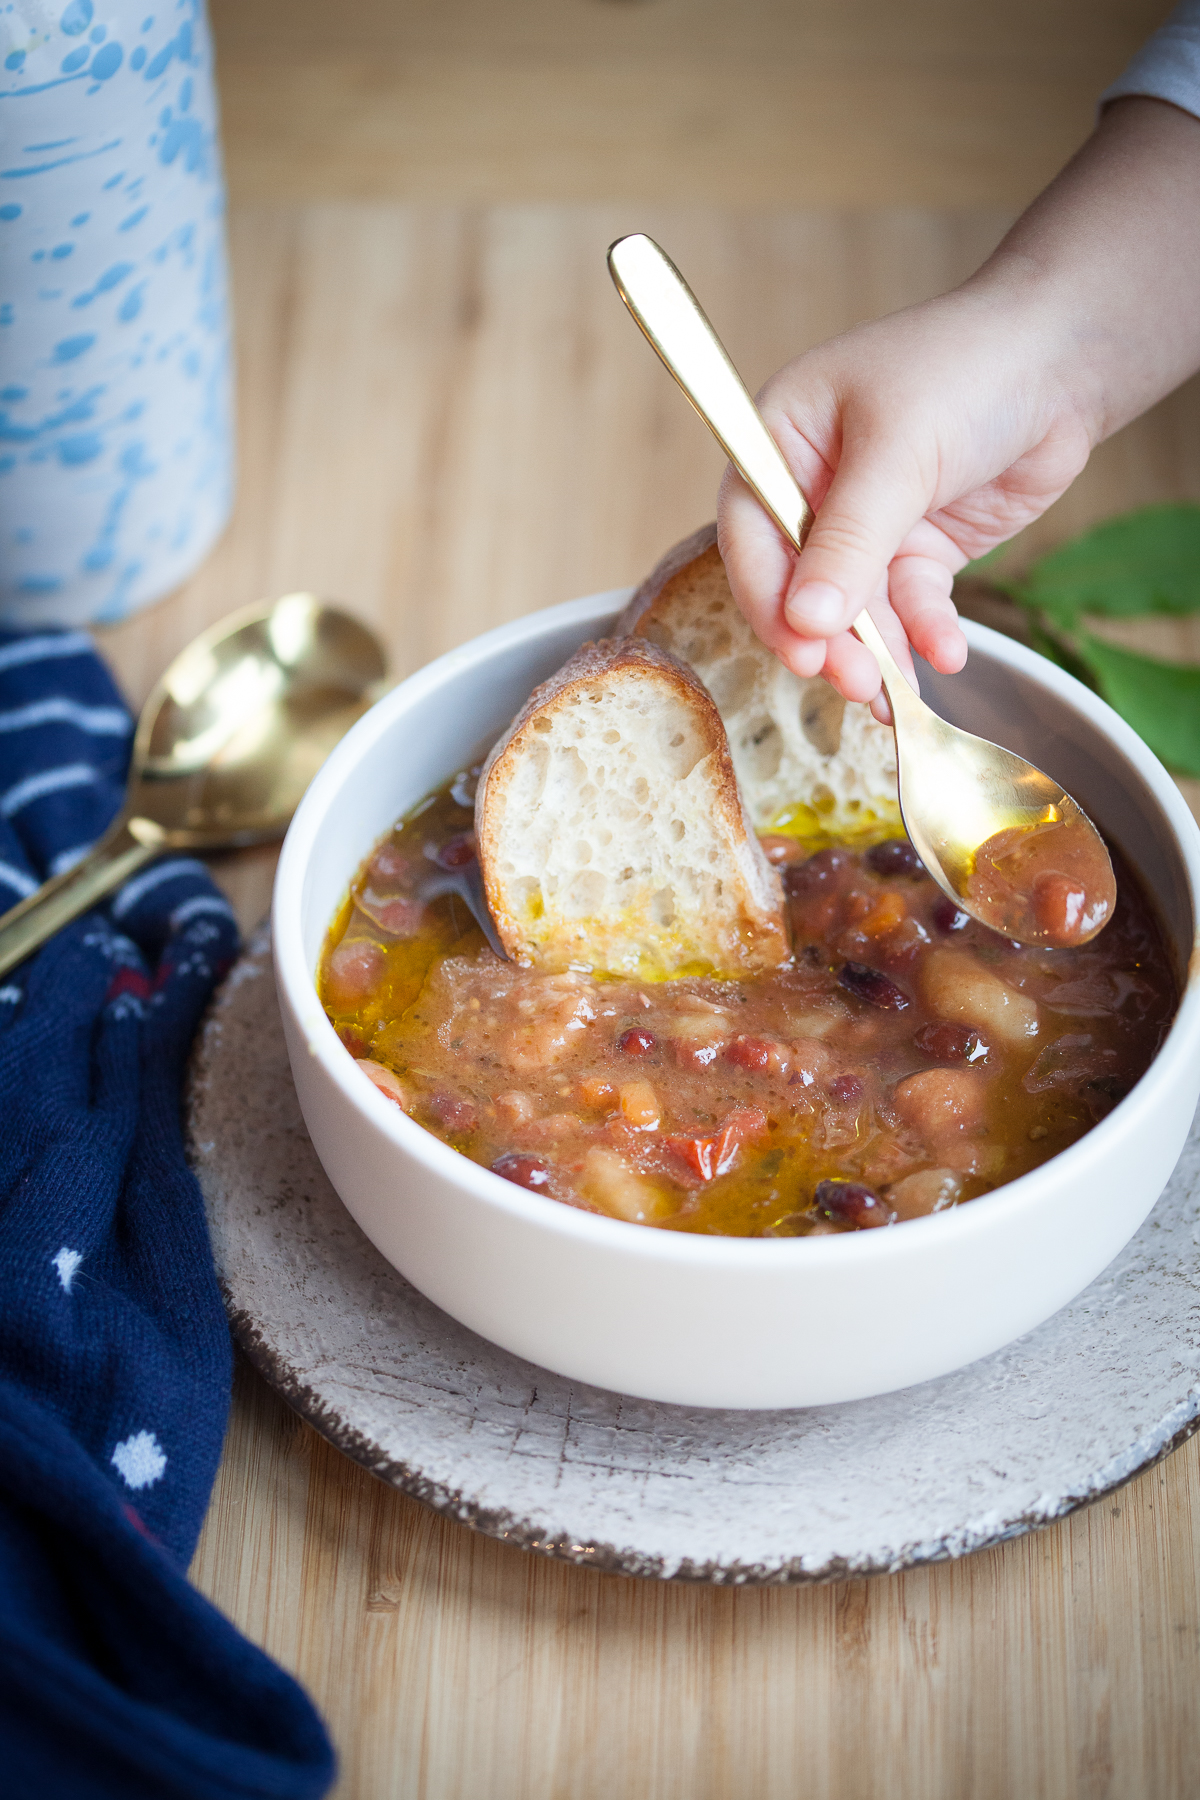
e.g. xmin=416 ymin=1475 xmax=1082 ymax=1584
xmin=606 ymin=233 xmax=1115 ymax=949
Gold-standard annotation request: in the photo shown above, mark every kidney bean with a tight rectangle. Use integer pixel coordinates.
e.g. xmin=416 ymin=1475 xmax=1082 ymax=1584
xmin=368 ymin=840 xmax=410 ymax=883
xmin=784 ymin=847 xmax=850 ymax=898
xmin=912 ymin=1021 xmax=987 ymax=1064
xmin=433 ymin=832 xmax=477 ymax=870
xmin=492 ymin=1152 xmax=552 ymax=1192
xmin=363 ymin=894 xmax=423 ymax=936
xmin=325 ymin=939 xmax=385 ymax=1011
xmin=724 ymin=1034 xmax=787 ymax=1074
xmin=813 ymin=1179 xmax=896 ymax=1229
xmin=617 ymin=1025 xmax=657 ymax=1056
xmin=829 ymin=1073 xmax=864 ymax=1103
xmin=867 ymin=838 xmax=924 ymax=879
xmin=838 ymin=961 xmax=911 ymax=1011
xmin=1032 ymin=869 xmax=1088 ymax=946
xmin=428 ymin=1091 xmax=478 ymax=1134
xmin=932 ymin=896 xmax=971 ymax=933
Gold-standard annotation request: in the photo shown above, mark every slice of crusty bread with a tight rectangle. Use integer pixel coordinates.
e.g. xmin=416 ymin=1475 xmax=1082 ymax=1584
xmin=475 ymin=636 xmax=789 ymax=978
xmin=617 ymin=523 xmax=900 ymax=842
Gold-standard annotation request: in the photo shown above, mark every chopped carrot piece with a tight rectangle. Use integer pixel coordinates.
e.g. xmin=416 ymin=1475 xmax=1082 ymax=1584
xmin=861 ymin=891 xmax=908 ymax=937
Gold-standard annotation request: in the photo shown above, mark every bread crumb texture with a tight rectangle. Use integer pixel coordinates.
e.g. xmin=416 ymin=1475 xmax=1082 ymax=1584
xmin=619 ymin=524 xmax=901 ymax=846
xmin=476 ymin=638 xmax=789 ymax=979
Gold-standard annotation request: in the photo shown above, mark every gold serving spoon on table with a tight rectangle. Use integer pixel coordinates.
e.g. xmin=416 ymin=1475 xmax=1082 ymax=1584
xmin=607 ymin=233 xmax=1116 ymax=950
xmin=0 ymin=593 xmax=389 ymax=978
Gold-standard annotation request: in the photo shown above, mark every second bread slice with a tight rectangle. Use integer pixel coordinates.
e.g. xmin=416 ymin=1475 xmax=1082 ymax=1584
xmin=475 ymin=637 xmax=789 ymax=978
xmin=618 ymin=522 xmax=901 ymax=844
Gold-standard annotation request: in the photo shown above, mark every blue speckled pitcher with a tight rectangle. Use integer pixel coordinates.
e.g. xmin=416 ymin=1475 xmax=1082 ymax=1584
xmin=0 ymin=1 xmax=233 ymax=626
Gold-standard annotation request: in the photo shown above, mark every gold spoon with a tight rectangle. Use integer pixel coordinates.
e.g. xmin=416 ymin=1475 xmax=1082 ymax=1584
xmin=607 ymin=233 xmax=1116 ymax=948
xmin=0 ymin=593 xmax=388 ymax=979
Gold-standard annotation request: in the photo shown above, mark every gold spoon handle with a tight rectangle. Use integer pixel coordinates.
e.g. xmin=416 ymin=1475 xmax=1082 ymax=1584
xmin=606 ymin=233 xmax=918 ymax=709
xmin=0 ymin=815 xmax=159 ymax=981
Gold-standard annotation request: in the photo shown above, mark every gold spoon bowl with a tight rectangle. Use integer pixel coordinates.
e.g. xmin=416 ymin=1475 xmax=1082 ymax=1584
xmin=0 ymin=593 xmax=388 ymax=979
xmin=606 ymin=233 xmax=1116 ymax=949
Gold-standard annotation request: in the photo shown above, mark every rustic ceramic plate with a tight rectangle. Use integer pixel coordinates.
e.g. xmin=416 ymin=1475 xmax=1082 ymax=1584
xmin=187 ymin=926 xmax=1200 ymax=1583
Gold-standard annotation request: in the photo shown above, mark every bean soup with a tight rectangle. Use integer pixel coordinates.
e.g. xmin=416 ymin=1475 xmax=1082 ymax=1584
xmin=318 ymin=769 xmax=1178 ymax=1236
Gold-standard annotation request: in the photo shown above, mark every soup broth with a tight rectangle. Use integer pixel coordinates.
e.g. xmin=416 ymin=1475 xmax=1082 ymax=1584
xmin=318 ymin=767 xmax=1178 ymax=1236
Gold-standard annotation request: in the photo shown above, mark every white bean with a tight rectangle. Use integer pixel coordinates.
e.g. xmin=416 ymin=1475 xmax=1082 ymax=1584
xmin=893 ymin=1068 xmax=987 ymax=1137
xmin=495 ymin=1090 xmax=536 ymax=1126
xmin=355 ymin=1059 xmax=409 ymax=1109
xmin=921 ymin=948 xmax=1038 ymax=1046
xmin=886 ymin=1167 xmax=963 ymax=1220
xmin=581 ymin=1147 xmax=671 ymax=1222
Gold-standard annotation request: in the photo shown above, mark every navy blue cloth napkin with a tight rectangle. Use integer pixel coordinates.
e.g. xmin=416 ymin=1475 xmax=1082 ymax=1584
xmin=0 ymin=630 xmax=335 ymax=1798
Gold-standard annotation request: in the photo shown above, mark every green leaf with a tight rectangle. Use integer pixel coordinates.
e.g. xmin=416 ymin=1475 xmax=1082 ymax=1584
xmin=1017 ymin=504 xmax=1200 ymax=626
xmin=1027 ymin=619 xmax=1099 ymax=692
xmin=959 ymin=543 xmax=1008 ymax=577
xmin=1078 ymin=633 xmax=1200 ymax=775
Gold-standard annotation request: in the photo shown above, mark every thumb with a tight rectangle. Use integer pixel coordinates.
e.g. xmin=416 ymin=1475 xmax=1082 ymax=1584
xmin=783 ymin=442 xmax=930 ymax=639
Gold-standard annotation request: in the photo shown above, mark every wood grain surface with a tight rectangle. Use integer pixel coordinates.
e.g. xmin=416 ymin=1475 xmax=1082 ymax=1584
xmin=209 ymin=0 xmax=1167 ymax=211
xmin=96 ymin=3 xmax=1200 ymax=1793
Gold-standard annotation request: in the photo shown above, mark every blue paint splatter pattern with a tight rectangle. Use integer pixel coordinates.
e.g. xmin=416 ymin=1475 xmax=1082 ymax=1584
xmin=0 ymin=2 xmax=232 ymax=625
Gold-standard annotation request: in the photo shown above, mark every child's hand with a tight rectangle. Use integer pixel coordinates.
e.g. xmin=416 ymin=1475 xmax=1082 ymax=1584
xmin=716 ymin=96 xmax=1200 ymax=719
xmin=716 ymin=287 xmax=1092 ymax=718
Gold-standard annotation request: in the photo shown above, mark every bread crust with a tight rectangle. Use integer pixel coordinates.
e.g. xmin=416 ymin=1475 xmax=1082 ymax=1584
xmin=617 ymin=523 xmax=901 ymax=842
xmin=617 ymin=521 xmax=721 ymax=636
xmin=476 ymin=636 xmax=789 ymax=977
xmin=479 ymin=634 xmax=722 ymax=787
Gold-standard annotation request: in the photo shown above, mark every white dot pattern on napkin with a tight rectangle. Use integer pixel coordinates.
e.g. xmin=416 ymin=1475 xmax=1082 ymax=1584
xmin=110 ymin=1430 xmax=167 ymax=1491
xmin=52 ymin=1247 xmax=83 ymax=1293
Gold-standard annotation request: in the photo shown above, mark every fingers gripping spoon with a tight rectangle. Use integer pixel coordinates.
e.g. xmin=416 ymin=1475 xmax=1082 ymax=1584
xmin=607 ymin=232 xmax=1115 ymax=949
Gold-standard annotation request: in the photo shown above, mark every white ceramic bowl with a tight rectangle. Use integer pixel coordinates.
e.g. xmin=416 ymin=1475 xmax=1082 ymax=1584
xmin=273 ymin=593 xmax=1200 ymax=1409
